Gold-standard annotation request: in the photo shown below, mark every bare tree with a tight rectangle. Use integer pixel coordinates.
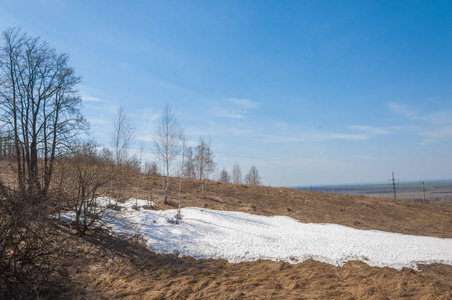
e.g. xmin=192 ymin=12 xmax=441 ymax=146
xmin=0 ymin=27 xmax=87 ymax=199
xmin=0 ymin=28 xmax=87 ymax=291
xmin=195 ymin=138 xmax=215 ymax=198
xmin=219 ymin=167 xmax=231 ymax=183
xmin=184 ymin=146 xmax=196 ymax=178
xmin=245 ymin=165 xmax=262 ymax=185
xmin=177 ymin=131 xmax=186 ymax=220
xmin=127 ymin=154 xmax=141 ymax=173
xmin=110 ymin=103 xmax=135 ymax=166
xmin=139 ymin=143 xmax=145 ymax=173
xmin=153 ymin=105 xmax=182 ymax=204
xmin=232 ymin=163 xmax=242 ymax=184
xmin=144 ymin=161 xmax=159 ymax=176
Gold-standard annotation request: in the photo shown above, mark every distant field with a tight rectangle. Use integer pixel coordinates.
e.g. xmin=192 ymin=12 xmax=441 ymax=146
xmin=295 ymin=181 xmax=452 ymax=204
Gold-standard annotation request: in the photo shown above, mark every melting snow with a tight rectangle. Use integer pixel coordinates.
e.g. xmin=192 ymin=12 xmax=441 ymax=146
xmin=62 ymin=198 xmax=452 ymax=270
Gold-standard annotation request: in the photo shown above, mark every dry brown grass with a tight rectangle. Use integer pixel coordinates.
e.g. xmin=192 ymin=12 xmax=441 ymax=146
xmin=61 ymin=230 xmax=452 ymax=300
xmin=115 ymin=173 xmax=452 ymax=238
xmin=2 ymin=163 xmax=452 ymax=299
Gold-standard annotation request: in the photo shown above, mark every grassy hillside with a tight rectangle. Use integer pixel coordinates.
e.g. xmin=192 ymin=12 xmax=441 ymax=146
xmin=2 ymin=167 xmax=452 ymax=299
xmin=114 ymin=173 xmax=452 ymax=238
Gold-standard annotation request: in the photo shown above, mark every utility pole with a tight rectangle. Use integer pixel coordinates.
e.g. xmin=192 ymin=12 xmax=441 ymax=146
xmin=389 ymin=171 xmax=398 ymax=200
xmin=422 ymin=181 xmax=426 ymax=204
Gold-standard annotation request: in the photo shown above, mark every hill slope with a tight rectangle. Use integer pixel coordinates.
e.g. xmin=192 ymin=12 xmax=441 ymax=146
xmin=115 ymin=174 xmax=452 ymax=238
xmin=3 ymin=169 xmax=452 ymax=299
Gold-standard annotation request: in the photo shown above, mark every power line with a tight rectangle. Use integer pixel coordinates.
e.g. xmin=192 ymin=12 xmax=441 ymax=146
xmin=422 ymin=181 xmax=426 ymax=204
xmin=388 ymin=171 xmax=399 ymax=200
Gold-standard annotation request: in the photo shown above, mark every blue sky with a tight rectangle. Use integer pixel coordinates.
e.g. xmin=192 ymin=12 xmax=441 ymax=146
xmin=1 ymin=0 xmax=451 ymax=186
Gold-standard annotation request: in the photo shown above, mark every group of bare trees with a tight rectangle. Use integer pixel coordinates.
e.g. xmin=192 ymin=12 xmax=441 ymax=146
xmin=0 ymin=27 xmax=87 ymax=200
xmin=103 ymin=97 xmax=263 ymax=206
xmin=0 ymin=28 xmax=91 ymax=293
xmin=151 ymin=105 xmax=217 ymax=203
xmin=0 ymin=131 xmax=13 ymax=158
xmin=218 ymin=163 xmax=262 ymax=185
xmin=0 ymin=27 xmax=264 ymax=296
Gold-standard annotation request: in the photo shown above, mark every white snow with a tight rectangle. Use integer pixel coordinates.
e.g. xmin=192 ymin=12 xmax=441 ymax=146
xmin=62 ymin=198 xmax=452 ymax=270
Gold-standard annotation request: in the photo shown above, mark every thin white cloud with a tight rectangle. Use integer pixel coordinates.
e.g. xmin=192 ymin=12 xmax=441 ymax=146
xmin=387 ymin=102 xmax=452 ymax=124
xmin=88 ymin=118 xmax=110 ymax=125
xmin=420 ymin=125 xmax=452 ymax=145
xmin=387 ymin=102 xmax=419 ymax=119
xmin=264 ymin=132 xmax=366 ymax=143
xmin=320 ymin=133 xmax=368 ymax=141
xmin=264 ymin=125 xmax=390 ymax=143
xmin=349 ymin=125 xmax=391 ymax=135
xmin=225 ymin=113 xmax=246 ymax=119
xmin=421 ymin=110 xmax=452 ymax=125
xmin=387 ymin=101 xmax=452 ymax=145
xmin=81 ymin=95 xmax=103 ymax=102
xmin=79 ymin=85 xmax=106 ymax=103
xmin=214 ymin=98 xmax=260 ymax=119
xmin=228 ymin=128 xmax=252 ymax=136
xmin=228 ymin=98 xmax=260 ymax=109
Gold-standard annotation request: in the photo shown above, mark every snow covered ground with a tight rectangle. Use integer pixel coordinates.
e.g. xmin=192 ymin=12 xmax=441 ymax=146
xmin=61 ymin=198 xmax=452 ymax=270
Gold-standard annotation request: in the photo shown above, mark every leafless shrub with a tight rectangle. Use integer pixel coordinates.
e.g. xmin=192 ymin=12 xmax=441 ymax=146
xmin=144 ymin=161 xmax=160 ymax=176
xmin=0 ymin=179 xmax=65 ymax=297
xmin=61 ymin=142 xmax=116 ymax=235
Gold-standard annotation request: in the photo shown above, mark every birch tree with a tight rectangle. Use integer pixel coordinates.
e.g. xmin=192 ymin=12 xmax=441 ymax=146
xmin=153 ymin=105 xmax=182 ymax=204
xmin=184 ymin=146 xmax=196 ymax=178
xmin=110 ymin=103 xmax=135 ymax=166
xmin=177 ymin=131 xmax=186 ymax=220
xmin=232 ymin=163 xmax=242 ymax=184
xmin=195 ymin=138 xmax=215 ymax=198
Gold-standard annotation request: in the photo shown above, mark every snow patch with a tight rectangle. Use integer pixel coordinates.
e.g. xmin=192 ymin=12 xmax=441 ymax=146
xmin=61 ymin=199 xmax=452 ymax=270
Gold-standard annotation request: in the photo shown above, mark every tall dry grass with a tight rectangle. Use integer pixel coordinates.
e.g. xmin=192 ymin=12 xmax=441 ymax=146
xmin=1 ymin=163 xmax=451 ymax=298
